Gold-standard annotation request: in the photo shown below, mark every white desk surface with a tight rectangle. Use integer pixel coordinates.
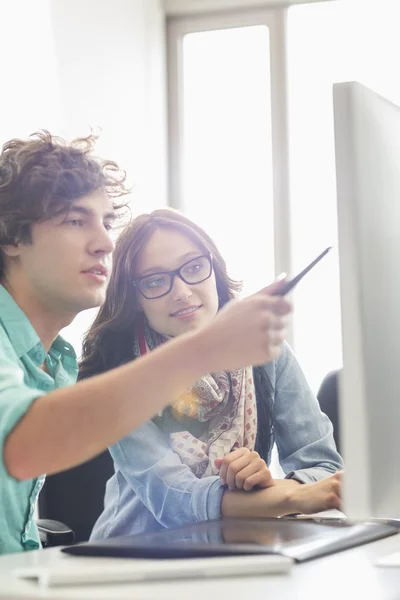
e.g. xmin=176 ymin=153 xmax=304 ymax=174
xmin=0 ymin=533 xmax=400 ymax=600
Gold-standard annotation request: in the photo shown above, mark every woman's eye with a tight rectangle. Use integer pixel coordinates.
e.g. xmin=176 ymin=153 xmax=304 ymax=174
xmin=187 ymin=263 xmax=202 ymax=273
xmin=144 ymin=277 xmax=167 ymax=289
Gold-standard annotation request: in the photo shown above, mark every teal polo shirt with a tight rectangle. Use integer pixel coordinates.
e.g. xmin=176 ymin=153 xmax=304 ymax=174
xmin=0 ymin=285 xmax=78 ymax=555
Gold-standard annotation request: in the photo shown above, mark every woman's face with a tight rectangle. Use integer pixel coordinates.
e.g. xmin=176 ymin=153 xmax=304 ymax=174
xmin=135 ymin=228 xmax=219 ymax=337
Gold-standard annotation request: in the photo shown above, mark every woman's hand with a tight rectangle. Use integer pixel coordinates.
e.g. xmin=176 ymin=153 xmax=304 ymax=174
xmin=220 ymin=471 xmax=343 ymax=519
xmin=215 ymin=448 xmax=275 ymax=491
xmin=287 ymin=472 xmax=343 ymax=514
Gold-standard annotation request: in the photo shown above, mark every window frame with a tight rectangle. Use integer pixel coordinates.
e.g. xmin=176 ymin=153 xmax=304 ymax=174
xmin=167 ymin=8 xmax=293 ymax=345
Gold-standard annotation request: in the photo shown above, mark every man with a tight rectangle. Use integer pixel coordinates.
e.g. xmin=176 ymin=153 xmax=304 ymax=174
xmin=0 ymin=131 xmax=291 ymax=554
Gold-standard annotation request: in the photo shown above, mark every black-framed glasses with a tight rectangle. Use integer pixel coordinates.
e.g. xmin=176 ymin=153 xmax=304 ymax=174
xmin=134 ymin=253 xmax=213 ymax=300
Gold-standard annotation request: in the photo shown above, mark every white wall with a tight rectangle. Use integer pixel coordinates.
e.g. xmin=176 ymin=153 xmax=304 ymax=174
xmin=0 ymin=0 xmax=167 ymax=355
xmin=0 ymin=0 xmax=62 ymax=141
xmin=50 ymin=0 xmax=167 ymax=216
xmin=49 ymin=0 xmax=168 ymax=353
xmin=163 ymin=0 xmax=332 ymax=16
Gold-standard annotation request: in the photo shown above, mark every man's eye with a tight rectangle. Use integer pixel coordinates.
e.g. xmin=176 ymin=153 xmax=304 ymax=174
xmin=66 ymin=219 xmax=84 ymax=227
xmin=104 ymin=223 xmax=114 ymax=232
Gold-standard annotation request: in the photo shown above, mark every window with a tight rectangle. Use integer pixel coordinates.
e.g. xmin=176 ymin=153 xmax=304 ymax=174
xmin=168 ymin=8 xmax=290 ymax=298
xmin=181 ymin=25 xmax=274 ymax=294
xmin=287 ymin=1 xmax=347 ymax=392
xmin=169 ymin=0 xmax=400 ymax=393
xmin=287 ymin=0 xmax=400 ymax=391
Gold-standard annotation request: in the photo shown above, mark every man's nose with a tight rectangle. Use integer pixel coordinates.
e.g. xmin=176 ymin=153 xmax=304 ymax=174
xmin=89 ymin=225 xmax=115 ymax=256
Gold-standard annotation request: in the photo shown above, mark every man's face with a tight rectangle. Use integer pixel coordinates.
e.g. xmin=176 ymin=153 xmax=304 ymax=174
xmin=5 ymin=189 xmax=116 ymax=316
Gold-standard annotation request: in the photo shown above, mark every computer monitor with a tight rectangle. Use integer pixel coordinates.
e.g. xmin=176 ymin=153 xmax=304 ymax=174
xmin=333 ymin=81 xmax=400 ymax=519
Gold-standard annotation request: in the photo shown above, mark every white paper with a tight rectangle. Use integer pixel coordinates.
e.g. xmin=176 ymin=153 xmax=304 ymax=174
xmin=14 ymin=554 xmax=293 ymax=587
xmin=375 ymin=552 xmax=400 ymax=567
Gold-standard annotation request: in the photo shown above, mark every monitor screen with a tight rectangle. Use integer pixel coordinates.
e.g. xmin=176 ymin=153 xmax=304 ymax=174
xmin=333 ymin=81 xmax=400 ymax=518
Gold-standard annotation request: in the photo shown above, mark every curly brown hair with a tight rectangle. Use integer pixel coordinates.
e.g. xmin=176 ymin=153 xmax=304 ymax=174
xmin=0 ymin=130 xmax=130 ymax=278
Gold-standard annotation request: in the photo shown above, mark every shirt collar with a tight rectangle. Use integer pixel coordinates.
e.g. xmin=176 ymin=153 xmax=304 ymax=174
xmin=0 ymin=285 xmax=76 ymax=360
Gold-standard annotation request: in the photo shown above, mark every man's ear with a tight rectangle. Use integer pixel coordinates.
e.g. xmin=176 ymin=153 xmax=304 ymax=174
xmin=1 ymin=243 xmax=22 ymax=258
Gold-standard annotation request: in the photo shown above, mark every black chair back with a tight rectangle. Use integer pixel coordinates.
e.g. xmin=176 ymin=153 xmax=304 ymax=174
xmin=317 ymin=369 xmax=341 ymax=454
xmin=38 ymin=450 xmax=114 ymax=543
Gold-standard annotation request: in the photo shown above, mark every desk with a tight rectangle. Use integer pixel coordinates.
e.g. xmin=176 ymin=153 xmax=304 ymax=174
xmin=0 ymin=533 xmax=400 ymax=600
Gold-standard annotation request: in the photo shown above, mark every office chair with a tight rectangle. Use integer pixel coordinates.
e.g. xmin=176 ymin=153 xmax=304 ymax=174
xmin=37 ymin=449 xmax=114 ymax=547
xmin=317 ymin=369 xmax=341 ymax=454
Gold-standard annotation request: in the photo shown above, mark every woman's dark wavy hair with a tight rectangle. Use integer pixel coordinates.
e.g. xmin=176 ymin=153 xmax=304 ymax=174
xmin=79 ymin=208 xmax=275 ymax=458
xmin=0 ymin=130 xmax=130 ymax=279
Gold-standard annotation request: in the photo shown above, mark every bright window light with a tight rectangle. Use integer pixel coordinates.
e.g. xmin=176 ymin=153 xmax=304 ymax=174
xmin=182 ymin=25 xmax=274 ymax=295
xmin=287 ymin=0 xmax=400 ymax=393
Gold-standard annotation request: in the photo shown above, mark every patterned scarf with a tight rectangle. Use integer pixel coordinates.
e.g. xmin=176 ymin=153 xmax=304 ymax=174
xmin=134 ymin=319 xmax=258 ymax=478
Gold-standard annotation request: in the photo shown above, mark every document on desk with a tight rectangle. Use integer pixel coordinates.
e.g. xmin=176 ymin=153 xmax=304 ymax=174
xmin=293 ymin=509 xmax=347 ymax=519
xmin=13 ymin=554 xmax=293 ymax=588
xmin=375 ymin=552 xmax=400 ymax=567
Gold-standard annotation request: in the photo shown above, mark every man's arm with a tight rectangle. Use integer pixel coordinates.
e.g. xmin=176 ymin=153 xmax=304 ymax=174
xmin=4 ymin=286 xmax=292 ymax=480
xmin=4 ymin=328 xmax=212 ymax=480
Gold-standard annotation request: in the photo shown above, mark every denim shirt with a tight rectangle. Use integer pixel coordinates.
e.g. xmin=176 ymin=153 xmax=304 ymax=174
xmin=91 ymin=342 xmax=343 ymax=540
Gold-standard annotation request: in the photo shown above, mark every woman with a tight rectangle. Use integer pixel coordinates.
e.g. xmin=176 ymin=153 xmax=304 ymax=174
xmin=80 ymin=209 xmax=343 ymax=540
